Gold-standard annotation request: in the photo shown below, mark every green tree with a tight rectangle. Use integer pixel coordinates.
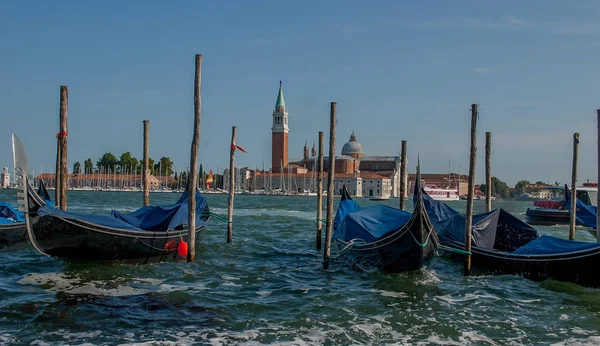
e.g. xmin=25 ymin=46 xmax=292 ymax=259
xmin=515 ymin=180 xmax=530 ymax=194
xmin=535 ymin=181 xmax=545 ymax=185
xmin=73 ymin=162 xmax=81 ymax=174
xmin=154 ymin=157 xmax=174 ymax=176
xmin=96 ymin=152 xmax=118 ymax=171
xmin=118 ymin=152 xmax=139 ymax=173
xmin=481 ymin=177 xmax=511 ymax=199
xmin=84 ymin=158 xmax=94 ymax=174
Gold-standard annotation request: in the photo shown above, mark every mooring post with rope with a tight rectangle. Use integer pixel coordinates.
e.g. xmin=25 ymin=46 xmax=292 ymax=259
xmin=227 ymin=126 xmax=237 ymax=243
xmin=569 ymin=133 xmax=579 ymax=241
xmin=464 ymin=104 xmax=478 ymax=276
xmin=56 ymin=86 xmax=68 ymax=210
xmin=187 ymin=53 xmax=202 ymax=262
xmin=323 ymin=102 xmax=337 ymax=269
xmin=316 ymin=131 xmax=324 ymax=251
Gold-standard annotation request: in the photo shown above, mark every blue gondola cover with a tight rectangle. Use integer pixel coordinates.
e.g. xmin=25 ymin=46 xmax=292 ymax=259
xmin=333 ymin=201 xmax=412 ymax=243
xmin=511 ymin=235 xmax=600 ymax=255
xmin=415 ymin=188 xmax=537 ymax=252
xmin=38 ymin=190 xmax=209 ymax=232
xmin=0 ymin=202 xmax=25 ymax=224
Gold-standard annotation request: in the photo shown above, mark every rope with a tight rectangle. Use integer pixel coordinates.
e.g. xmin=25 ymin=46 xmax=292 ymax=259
xmin=438 ymin=244 xmax=472 ymax=255
xmin=322 ymin=238 xmax=364 ymax=264
xmin=201 ymin=212 xmax=232 ymax=223
xmin=315 ymin=217 xmax=328 ymax=223
xmin=408 ymin=226 xmax=433 ymax=248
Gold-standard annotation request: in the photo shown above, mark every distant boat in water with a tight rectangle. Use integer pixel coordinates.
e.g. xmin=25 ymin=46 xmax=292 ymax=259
xmin=525 ymin=185 xmax=597 ymax=226
xmin=423 ymin=183 xmax=459 ymax=201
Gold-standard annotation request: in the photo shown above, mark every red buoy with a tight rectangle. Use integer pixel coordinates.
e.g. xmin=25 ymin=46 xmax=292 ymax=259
xmin=164 ymin=239 xmax=178 ymax=252
xmin=177 ymin=240 xmax=188 ymax=258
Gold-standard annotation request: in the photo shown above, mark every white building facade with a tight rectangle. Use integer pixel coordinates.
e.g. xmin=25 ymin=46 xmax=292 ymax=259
xmin=1 ymin=167 xmax=10 ymax=188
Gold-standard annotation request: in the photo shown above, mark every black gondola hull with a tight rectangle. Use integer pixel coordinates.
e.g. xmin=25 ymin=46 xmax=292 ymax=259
xmin=444 ymin=240 xmax=600 ymax=287
xmin=336 ymin=228 xmax=437 ymax=272
xmin=0 ymin=223 xmax=27 ymax=247
xmin=30 ymin=215 xmax=206 ymax=264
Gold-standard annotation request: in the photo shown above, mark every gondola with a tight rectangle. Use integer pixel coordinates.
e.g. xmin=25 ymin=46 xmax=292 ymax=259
xmin=0 ymin=180 xmax=52 ymax=247
xmin=416 ymin=186 xmax=600 ymax=287
xmin=330 ymin=164 xmax=438 ymax=272
xmin=12 ymin=134 xmax=210 ymax=263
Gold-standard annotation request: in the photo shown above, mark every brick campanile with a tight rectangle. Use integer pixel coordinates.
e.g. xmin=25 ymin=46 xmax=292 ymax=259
xmin=271 ymin=81 xmax=289 ymax=172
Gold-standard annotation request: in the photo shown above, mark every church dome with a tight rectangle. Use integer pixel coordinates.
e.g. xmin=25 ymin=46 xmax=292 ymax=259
xmin=341 ymin=131 xmax=364 ymax=159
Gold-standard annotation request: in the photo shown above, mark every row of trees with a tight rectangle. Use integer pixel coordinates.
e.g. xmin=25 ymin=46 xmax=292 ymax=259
xmin=479 ymin=178 xmax=560 ymax=200
xmin=72 ymin=152 xmax=174 ymax=176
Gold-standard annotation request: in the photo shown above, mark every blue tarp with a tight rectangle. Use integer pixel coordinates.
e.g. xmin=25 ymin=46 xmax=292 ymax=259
xmin=334 ymin=204 xmax=413 ymax=243
xmin=38 ymin=205 xmax=146 ymax=231
xmin=565 ymin=188 xmax=597 ymax=228
xmin=332 ymin=188 xmax=412 ymax=243
xmin=414 ymin=187 xmax=600 ymax=255
xmin=0 ymin=202 xmax=25 ymax=223
xmin=414 ymin=188 xmax=537 ymax=252
xmin=39 ymin=190 xmax=209 ymax=232
xmin=511 ymin=235 xmax=600 ymax=255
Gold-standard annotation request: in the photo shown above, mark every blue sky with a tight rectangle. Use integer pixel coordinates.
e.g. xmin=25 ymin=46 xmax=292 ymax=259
xmin=1 ymin=0 xmax=599 ymax=186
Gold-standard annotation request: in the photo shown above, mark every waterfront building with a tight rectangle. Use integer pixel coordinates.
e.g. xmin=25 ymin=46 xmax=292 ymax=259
xmin=1 ymin=167 xmax=10 ymax=188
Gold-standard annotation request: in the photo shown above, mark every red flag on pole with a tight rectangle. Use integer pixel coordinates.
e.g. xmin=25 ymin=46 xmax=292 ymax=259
xmin=232 ymin=145 xmax=247 ymax=153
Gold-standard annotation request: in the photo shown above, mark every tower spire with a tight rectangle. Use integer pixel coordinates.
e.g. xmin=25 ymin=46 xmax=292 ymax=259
xmin=275 ymin=80 xmax=286 ymax=110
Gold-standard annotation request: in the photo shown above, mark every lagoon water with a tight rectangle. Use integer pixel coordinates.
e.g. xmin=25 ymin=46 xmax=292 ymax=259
xmin=0 ymin=189 xmax=599 ymax=345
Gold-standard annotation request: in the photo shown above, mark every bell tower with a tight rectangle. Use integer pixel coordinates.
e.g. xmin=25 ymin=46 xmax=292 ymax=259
xmin=271 ymin=81 xmax=289 ymax=172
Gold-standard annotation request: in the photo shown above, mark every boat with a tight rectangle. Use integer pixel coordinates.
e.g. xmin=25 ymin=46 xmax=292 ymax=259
xmin=12 ymin=134 xmax=211 ymax=263
xmin=422 ymin=183 xmax=459 ymax=201
xmin=368 ymin=195 xmax=389 ymax=201
xmin=329 ymin=163 xmax=438 ymax=272
xmin=416 ymin=186 xmax=600 ymax=288
xmin=0 ymin=180 xmax=52 ymax=247
xmin=525 ymin=185 xmax=597 ymax=226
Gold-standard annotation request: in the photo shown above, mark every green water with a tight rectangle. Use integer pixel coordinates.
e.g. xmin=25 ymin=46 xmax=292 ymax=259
xmin=0 ymin=190 xmax=599 ymax=345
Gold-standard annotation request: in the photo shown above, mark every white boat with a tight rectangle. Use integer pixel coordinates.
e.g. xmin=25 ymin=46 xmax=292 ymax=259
xmin=369 ymin=195 xmax=389 ymax=201
xmin=423 ymin=184 xmax=459 ymax=201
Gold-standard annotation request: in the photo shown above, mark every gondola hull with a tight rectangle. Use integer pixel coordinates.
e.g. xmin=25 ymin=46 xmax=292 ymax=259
xmin=30 ymin=215 xmax=206 ymax=264
xmin=336 ymin=222 xmax=437 ymax=272
xmin=443 ymin=240 xmax=600 ymax=287
xmin=0 ymin=223 xmax=27 ymax=247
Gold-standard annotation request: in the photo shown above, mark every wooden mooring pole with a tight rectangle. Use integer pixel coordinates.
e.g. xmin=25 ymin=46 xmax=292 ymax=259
xmin=485 ymin=132 xmax=492 ymax=212
xmin=569 ymin=133 xmax=579 ymax=241
xmin=55 ymin=86 xmax=68 ymax=210
xmin=227 ymin=126 xmax=237 ymax=243
xmin=400 ymin=140 xmax=407 ymax=210
xmin=142 ymin=120 xmax=150 ymax=206
xmin=188 ymin=54 xmax=202 ymax=262
xmin=597 ymin=110 xmax=600 ymax=242
xmin=464 ymin=104 xmax=478 ymax=276
xmin=323 ymin=102 xmax=337 ymax=269
xmin=316 ymin=131 xmax=324 ymax=251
